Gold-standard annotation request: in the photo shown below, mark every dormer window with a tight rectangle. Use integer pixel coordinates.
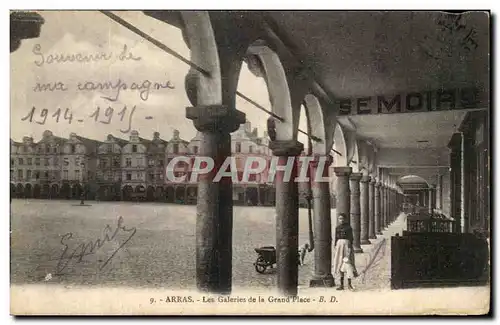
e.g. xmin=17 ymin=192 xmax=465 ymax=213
xmin=132 ymin=145 xmax=137 ymax=153
xmin=71 ymin=145 xmax=76 ymax=154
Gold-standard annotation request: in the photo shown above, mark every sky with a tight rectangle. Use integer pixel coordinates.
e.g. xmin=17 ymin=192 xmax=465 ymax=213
xmin=10 ymin=11 xmax=309 ymax=146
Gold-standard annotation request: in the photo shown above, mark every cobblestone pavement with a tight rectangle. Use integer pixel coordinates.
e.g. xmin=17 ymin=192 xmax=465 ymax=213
xmin=10 ymin=200 xmax=406 ymax=291
xmin=10 ymin=200 xmax=326 ymax=289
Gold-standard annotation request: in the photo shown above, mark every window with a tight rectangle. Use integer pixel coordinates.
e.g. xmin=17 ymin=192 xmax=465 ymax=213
xmin=45 ymin=158 xmax=49 ymax=166
xmin=101 ymin=159 xmax=108 ymax=168
xmin=27 ymin=170 xmax=31 ymax=179
xmin=149 ymin=159 xmax=155 ymax=167
xmin=113 ymin=158 xmax=120 ymax=168
xmin=44 ymin=171 xmax=49 ymax=178
xmin=158 ymin=173 xmax=164 ymax=180
xmin=46 ymin=146 xmax=50 ymax=153
xmin=53 ymin=147 xmax=57 ymax=153
xmin=193 ymin=146 xmax=198 ymax=154
xmin=173 ymin=144 xmax=179 ymax=154
xmin=10 ymin=159 xmax=14 ymax=166
xmin=159 ymin=159 xmax=164 ymax=167
xmin=107 ymin=171 xmax=112 ymax=180
xmin=75 ymin=170 xmax=80 ymax=179
xmin=18 ymin=170 xmax=23 ymax=179
xmin=235 ymin=142 xmax=241 ymax=153
xmin=136 ymin=158 xmax=142 ymax=166
xmin=71 ymin=145 xmax=76 ymax=153
xmin=126 ymin=158 xmax=132 ymax=167
xmin=35 ymin=171 xmax=40 ymax=179
xmin=18 ymin=158 xmax=23 ymax=165
xmin=22 ymin=146 xmax=26 ymax=153
xmin=126 ymin=173 xmax=132 ymax=181
xmin=35 ymin=158 xmax=40 ymax=166
xmin=27 ymin=158 xmax=32 ymax=165
xmin=132 ymin=145 xmax=137 ymax=153
xmin=107 ymin=144 xmax=112 ymax=153
xmin=63 ymin=170 xmax=68 ymax=179
xmin=149 ymin=173 xmax=155 ymax=181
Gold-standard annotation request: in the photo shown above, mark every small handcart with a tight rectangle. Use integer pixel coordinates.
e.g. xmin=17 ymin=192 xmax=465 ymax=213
xmin=254 ymin=246 xmax=301 ymax=274
xmin=254 ymin=246 xmax=276 ymax=274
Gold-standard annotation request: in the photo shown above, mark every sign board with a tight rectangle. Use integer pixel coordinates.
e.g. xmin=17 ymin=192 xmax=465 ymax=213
xmin=337 ymin=87 xmax=488 ymax=116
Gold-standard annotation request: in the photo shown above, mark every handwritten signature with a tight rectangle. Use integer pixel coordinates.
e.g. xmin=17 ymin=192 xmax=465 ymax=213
xmin=55 ymin=216 xmax=137 ymax=275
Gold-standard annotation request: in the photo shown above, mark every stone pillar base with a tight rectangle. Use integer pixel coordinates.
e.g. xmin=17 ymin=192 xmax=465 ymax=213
xmin=354 ymin=247 xmax=363 ymax=253
xmin=361 ymin=239 xmax=371 ymax=245
xmin=309 ymin=275 xmax=335 ymax=288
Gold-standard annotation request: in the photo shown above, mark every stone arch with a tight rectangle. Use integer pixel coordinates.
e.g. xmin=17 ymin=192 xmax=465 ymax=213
xmin=333 ymin=123 xmax=347 ymax=167
xmin=146 ymin=186 xmax=155 ymax=202
xmin=16 ymin=183 xmax=24 ymax=198
xmin=122 ymin=185 xmax=133 ymax=201
xmin=10 ymin=183 xmax=15 ymax=198
xmin=303 ymin=94 xmax=332 ymax=155
xmin=24 ymin=183 xmax=32 ymax=198
xmin=181 ymin=12 xmax=222 ymax=106
xmin=245 ymin=42 xmax=295 ymax=141
xmin=166 ymin=186 xmax=175 ymax=203
xmin=350 ymin=140 xmax=360 ymax=173
xmin=397 ymin=174 xmax=430 ymax=186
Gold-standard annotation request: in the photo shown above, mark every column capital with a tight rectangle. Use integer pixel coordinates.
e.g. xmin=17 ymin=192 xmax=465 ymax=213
xmin=269 ymin=140 xmax=304 ymax=157
xmin=186 ymin=105 xmax=246 ymax=133
xmin=360 ymin=175 xmax=371 ymax=183
xmin=309 ymin=154 xmax=334 ymax=168
xmin=334 ymin=166 xmax=352 ymax=176
xmin=350 ymin=172 xmax=363 ymax=181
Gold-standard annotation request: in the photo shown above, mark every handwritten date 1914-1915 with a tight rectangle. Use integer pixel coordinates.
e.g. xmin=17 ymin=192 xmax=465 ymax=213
xmin=21 ymin=105 xmax=137 ymax=134
xmin=56 ymin=216 xmax=137 ymax=275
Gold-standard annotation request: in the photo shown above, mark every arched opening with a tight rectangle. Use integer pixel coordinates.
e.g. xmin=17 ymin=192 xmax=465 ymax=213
xmin=33 ymin=184 xmax=41 ymax=199
xmin=10 ymin=183 xmax=15 ymax=199
xmin=71 ymin=184 xmax=82 ymax=199
xmin=186 ymin=186 xmax=197 ymax=205
xmin=146 ymin=186 xmax=155 ymax=202
xmin=24 ymin=183 xmax=32 ymax=198
xmin=397 ymin=175 xmax=430 ymax=208
xmin=245 ymin=186 xmax=259 ymax=206
xmin=16 ymin=184 xmax=24 ymax=198
xmin=166 ymin=186 xmax=175 ymax=203
xmin=155 ymin=186 xmax=164 ymax=202
xmin=175 ymin=186 xmax=185 ymax=204
xmin=50 ymin=184 xmax=59 ymax=199
xmin=258 ymin=185 xmax=267 ymax=206
xmin=60 ymin=183 xmax=70 ymax=199
xmin=41 ymin=184 xmax=50 ymax=199
xmin=135 ymin=185 xmax=145 ymax=201
xmin=122 ymin=185 xmax=133 ymax=201
xmin=350 ymin=141 xmax=360 ymax=173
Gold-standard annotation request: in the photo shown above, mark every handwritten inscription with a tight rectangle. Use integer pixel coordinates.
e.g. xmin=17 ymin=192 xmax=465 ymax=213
xmin=21 ymin=105 xmax=136 ymax=133
xmin=33 ymin=79 xmax=175 ymax=102
xmin=56 ymin=216 xmax=137 ymax=274
xmin=422 ymin=14 xmax=480 ymax=60
xmin=33 ymin=44 xmax=141 ymax=67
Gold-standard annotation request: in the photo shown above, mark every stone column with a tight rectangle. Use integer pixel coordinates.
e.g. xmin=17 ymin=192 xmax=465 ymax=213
xmin=186 ymin=105 xmax=245 ymax=294
xmin=436 ymin=176 xmax=442 ymax=211
xmin=430 ymin=185 xmax=436 ymax=212
xmin=375 ymin=182 xmax=382 ymax=234
xmin=349 ymin=173 xmax=363 ymax=253
xmin=368 ymin=179 xmax=376 ymax=239
xmin=380 ymin=185 xmax=389 ymax=229
xmin=360 ymin=175 xmax=371 ymax=245
xmin=334 ymin=167 xmax=352 ymax=222
xmin=448 ymin=133 xmax=462 ymax=233
xmin=428 ymin=186 xmax=434 ymax=213
xmin=309 ymin=155 xmax=335 ymax=288
xmin=269 ymin=140 xmax=304 ymax=296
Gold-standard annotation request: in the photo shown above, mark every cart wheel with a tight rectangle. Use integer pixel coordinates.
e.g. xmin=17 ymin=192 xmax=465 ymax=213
xmin=255 ymin=256 xmax=267 ymax=274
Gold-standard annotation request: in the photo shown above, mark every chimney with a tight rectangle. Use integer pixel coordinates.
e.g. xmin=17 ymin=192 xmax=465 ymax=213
xmin=130 ymin=130 xmax=139 ymax=141
xmin=153 ymin=132 xmax=160 ymax=140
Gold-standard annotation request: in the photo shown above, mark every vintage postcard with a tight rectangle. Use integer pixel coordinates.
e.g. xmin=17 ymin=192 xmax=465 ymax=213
xmin=9 ymin=9 xmax=491 ymax=315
